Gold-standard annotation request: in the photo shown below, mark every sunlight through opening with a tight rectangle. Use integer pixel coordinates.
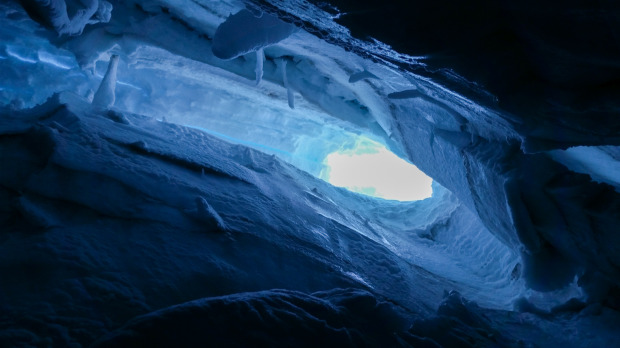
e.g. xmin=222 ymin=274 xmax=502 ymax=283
xmin=319 ymin=137 xmax=433 ymax=201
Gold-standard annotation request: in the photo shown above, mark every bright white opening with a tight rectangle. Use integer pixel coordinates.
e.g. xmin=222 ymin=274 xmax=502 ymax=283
xmin=319 ymin=137 xmax=433 ymax=201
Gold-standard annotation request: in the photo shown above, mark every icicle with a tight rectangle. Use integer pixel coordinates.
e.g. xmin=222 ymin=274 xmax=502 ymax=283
xmin=281 ymin=58 xmax=294 ymax=109
xmin=92 ymin=54 xmax=119 ymax=108
xmin=255 ymin=48 xmax=264 ymax=86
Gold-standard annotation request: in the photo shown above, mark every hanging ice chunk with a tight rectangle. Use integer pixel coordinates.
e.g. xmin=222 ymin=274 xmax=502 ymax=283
xmin=281 ymin=58 xmax=294 ymax=109
xmin=348 ymin=69 xmax=379 ymax=83
xmin=212 ymin=9 xmax=297 ymax=84
xmin=21 ymin=0 xmax=113 ymax=36
xmin=92 ymin=54 xmax=119 ymax=108
xmin=212 ymin=10 xmax=297 ymax=60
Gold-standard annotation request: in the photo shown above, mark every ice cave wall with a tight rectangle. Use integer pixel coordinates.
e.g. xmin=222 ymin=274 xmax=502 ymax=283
xmin=249 ymin=0 xmax=620 ymax=294
xmin=5 ymin=0 xmax=620 ymax=302
xmin=1 ymin=0 xmax=620 ymax=346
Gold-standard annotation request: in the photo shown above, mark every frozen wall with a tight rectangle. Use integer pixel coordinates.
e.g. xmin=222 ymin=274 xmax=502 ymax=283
xmin=2 ymin=0 xmax=620 ymax=346
xmin=250 ymin=0 xmax=620 ymax=294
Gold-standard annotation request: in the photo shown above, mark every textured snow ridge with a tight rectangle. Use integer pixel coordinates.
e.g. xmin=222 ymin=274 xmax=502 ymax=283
xmin=91 ymin=288 xmax=543 ymax=348
xmin=92 ymin=288 xmax=416 ymax=347
xmin=91 ymin=288 xmax=620 ymax=348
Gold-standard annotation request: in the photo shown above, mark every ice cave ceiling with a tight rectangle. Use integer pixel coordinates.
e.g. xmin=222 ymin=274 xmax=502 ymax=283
xmin=1 ymin=0 xmax=620 ymax=346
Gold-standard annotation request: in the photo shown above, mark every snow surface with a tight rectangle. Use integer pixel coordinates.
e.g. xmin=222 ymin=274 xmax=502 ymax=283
xmin=1 ymin=0 xmax=620 ymax=346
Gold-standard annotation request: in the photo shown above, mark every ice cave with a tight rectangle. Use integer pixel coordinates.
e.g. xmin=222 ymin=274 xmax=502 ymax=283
xmin=1 ymin=0 xmax=620 ymax=346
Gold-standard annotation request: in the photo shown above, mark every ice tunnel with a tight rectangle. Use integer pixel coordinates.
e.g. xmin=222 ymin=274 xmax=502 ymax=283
xmin=1 ymin=0 xmax=620 ymax=347
xmin=319 ymin=137 xmax=433 ymax=201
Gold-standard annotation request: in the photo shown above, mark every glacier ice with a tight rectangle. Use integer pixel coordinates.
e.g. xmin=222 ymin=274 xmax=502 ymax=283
xmin=1 ymin=0 xmax=620 ymax=346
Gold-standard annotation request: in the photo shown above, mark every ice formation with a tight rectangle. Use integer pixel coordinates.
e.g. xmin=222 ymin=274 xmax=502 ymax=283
xmin=20 ymin=0 xmax=113 ymax=36
xmin=1 ymin=0 xmax=620 ymax=346
xmin=280 ymin=58 xmax=294 ymax=109
xmin=92 ymin=54 xmax=118 ymax=107
xmin=212 ymin=9 xmax=297 ymax=86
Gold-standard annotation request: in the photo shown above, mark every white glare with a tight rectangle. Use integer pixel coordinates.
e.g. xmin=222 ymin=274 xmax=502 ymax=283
xmin=320 ymin=138 xmax=433 ymax=201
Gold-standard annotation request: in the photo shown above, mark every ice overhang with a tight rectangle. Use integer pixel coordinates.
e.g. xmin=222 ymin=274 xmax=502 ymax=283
xmin=2 ymin=1 xmax=439 ymax=202
xmin=10 ymin=0 xmax=604 ymax=309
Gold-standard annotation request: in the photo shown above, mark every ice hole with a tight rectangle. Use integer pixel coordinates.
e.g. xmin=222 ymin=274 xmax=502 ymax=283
xmin=319 ymin=137 xmax=433 ymax=201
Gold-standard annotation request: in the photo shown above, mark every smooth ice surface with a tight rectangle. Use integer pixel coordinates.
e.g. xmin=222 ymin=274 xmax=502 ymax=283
xmin=320 ymin=137 xmax=433 ymax=201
